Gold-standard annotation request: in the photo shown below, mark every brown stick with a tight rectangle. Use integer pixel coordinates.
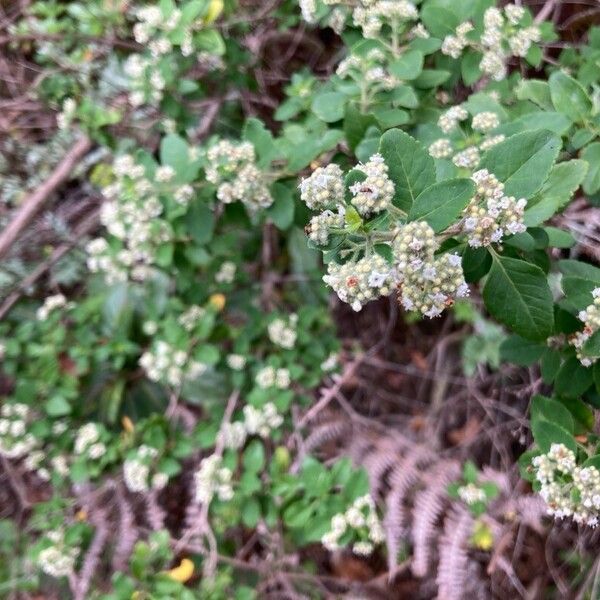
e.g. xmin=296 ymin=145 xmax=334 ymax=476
xmin=0 ymin=136 xmax=91 ymax=261
xmin=0 ymin=206 xmax=99 ymax=319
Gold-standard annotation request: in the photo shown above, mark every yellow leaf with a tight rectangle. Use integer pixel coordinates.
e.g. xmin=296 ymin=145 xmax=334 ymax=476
xmin=204 ymin=0 xmax=223 ymax=24
xmin=165 ymin=558 xmax=194 ymax=583
xmin=470 ymin=520 xmax=494 ymax=551
xmin=122 ymin=415 xmax=134 ymax=433
xmin=209 ymin=293 xmax=226 ymax=312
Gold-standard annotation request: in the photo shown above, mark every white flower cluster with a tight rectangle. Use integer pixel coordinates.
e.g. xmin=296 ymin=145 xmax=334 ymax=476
xmin=463 ymin=169 xmax=527 ymax=247
xmin=193 ymin=454 xmax=233 ymax=504
xmin=438 ymin=105 xmax=469 ymax=134
xmin=57 ymin=98 xmax=76 ymax=131
xmin=36 ymin=293 xmax=69 ymax=321
xmin=457 ymin=483 xmax=486 ymax=505
xmin=350 ymin=154 xmax=395 ymax=217
xmin=352 ymin=0 xmax=418 ymax=39
xmin=323 ymin=254 xmax=397 ymax=312
xmin=74 ymin=423 xmax=106 ymax=460
xmin=255 ymin=366 xmax=291 ymax=389
xmin=299 ymin=163 xmax=344 ymax=210
xmin=441 ymin=22 xmax=474 ymax=59
xmin=219 ymin=402 xmax=283 ymax=449
xmin=123 ymin=445 xmax=168 ymax=493
xmin=226 ymin=354 xmax=247 ymax=370
xmin=268 ymin=315 xmax=298 ymax=349
xmin=393 ymin=221 xmax=469 ymax=318
xmin=178 ymin=305 xmax=206 ymax=332
xmin=321 ymin=494 xmax=385 ymax=555
xmin=571 ymin=288 xmax=600 ymax=367
xmin=128 ymin=5 xmax=221 ymax=106
xmin=307 ymin=208 xmax=345 ymax=246
xmin=336 ymin=49 xmax=399 ymax=92
xmin=215 ymin=261 xmax=236 ymax=284
xmin=441 ymin=5 xmax=540 ymax=81
xmin=206 ymin=140 xmax=273 ymax=210
xmin=87 ymin=154 xmax=175 ymax=283
xmin=139 ymin=341 xmax=208 ymax=387
xmin=533 ymin=443 xmax=600 ymax=527
xmin=299 ymin=0 xmax=317 ymax=23
xmin=430 ymin=109 xmax=504 ymax=168
xmin=0 ymin=403 xmax=38 ymax=457
xmin=38 ymin=530 xmax=79 ymax=578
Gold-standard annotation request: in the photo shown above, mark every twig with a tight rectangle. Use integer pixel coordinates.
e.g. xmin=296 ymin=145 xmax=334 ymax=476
xmin=0 ymin=136 xmax=92 ymax=261
xmin=0 ymin=207 xmax=99 ymax=320
xmin=534 ymin=0 xmax=559 ymax=23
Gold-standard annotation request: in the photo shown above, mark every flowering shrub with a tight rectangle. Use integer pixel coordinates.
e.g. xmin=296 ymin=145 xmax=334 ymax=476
xmin=2 ymin=0 xmax=600 ymax=596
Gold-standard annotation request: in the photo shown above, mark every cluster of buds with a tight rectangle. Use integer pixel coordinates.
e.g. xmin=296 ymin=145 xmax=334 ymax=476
xmin=299 ymin=163 xmax=344 ymax=210
xmin=255 ymin=365 xmax=291 ymax=389
xmin=441 ymin=5 xmax=541 ymax=81
xmin=193 ymin=454 xmax=234 ymax=504
xmin=57 ymin=98 xmax=76 ymax=131
xmin=532 ymin=444 xmax=600 ymax=527
xmin=306 ymin=208 xmax=345 ymax=246
xmin=457 ymin=483 xmax=487 ymax=505
xmin=36 ymin=293 xmax=71 ymax=321
xmin=206 ymin=140 xmax=273 ymax=210
xmin=74 ymin=423 xmax=107 ymax=460
xmin=178 ymin=305 xmax=207 ymax=332
xmin=87 ymin=154 xmax=184 ymax=283
xmin=139 ymin=341 xmax=208 ymax=387
xmin=323 ymin=254 xmax=397 ymax=312
xmin=0 ymin=403 xmax=39 ymax=459
xmin=128 ymin=4 xmax=222 ymax=106
xmin=393 ymin=221 xmax=469 ymax=318
xmin=350 ymin=154 xmax=395 ymax=217
xmin=123 ymin=445 xmax=169 ymax=493
xmin=430 ymin=107 xmax=504 ymax=169
xmin=351 ymin=0 xmax=418 ymax=39
xmin=268 ymin=315 xmax=298 ymax=349
xmin=571 ymin=288 xmax=600 ymax=367
xmin=462 ymin=169 xmax=526 ymax=247
xmin=321 ymin=494 xmax=385 ymax=556
xmin=215 ymin=261 xmax=237 ymax=284
xmin=219 ymin=402 xmax=283 ymax=449
xmin=38 ymin=530 xmax=80 ymax=578
xmin=336 ymin=49 xmax=399 ymax=94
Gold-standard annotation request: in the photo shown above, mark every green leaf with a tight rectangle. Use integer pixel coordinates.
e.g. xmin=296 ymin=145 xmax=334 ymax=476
xmin=187 ymin=200 xmax=214 ymax=245
xmin=515 ymin=79 xmax=553 ymax=110
xmin=479 ymin=130 xmax=561 ymax=200
xmin=413 ymin=69 xmax=451 ymax=88
xmin=524 ymin=160 xmax=588 ymax=226
xmin=549 ymin=71 xmax=593 ymax=124
xmin=555 ymin=357 xmax=594 ymax=397
xmin=379 ymin=129 xmax=435 ymax=212
xmin=408 ymin=178 xmax=475 ymax=232
xmin=311 ymin=92 xmax=346 ymax=123
xmin=267 ymin=183 xmax=294 ymax=230
xmin=243 ymin=440 xmax=265 ymax=473
xmin=344 ymin=104 xmax=377 ymax=151
xmin=389 ymin=50 xmax=424 ymax=80
xmin=530 ymin=394 xmax=574 ymax=434
xmin=160 ymin=134 xmax=196 ymax=183
xmin=582 ymin=330 xmax=600 ymax=358
xmin=582 ymin=142 xmax=600 ymax=194
xmin=499 ymin=335 xmax=545 ymax=366
xmin=483 ymin=254 xmax=554 ymax=341
xmin=243 ymin=118 xmax=278 ymax=168
xmin=45 ymin=395 xmax=71 ymax=417
xmin=531 ymin=419 xmax=576 ymax=453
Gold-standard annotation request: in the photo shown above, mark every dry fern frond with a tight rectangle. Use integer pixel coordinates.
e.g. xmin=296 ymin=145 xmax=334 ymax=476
xmin=435 ymin=507 xmax=474 ymax=600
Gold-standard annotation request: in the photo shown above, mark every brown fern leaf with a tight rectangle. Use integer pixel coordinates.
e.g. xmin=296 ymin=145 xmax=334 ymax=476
xmin=435 ymin=507 xmax=474 ymax=600
xmin=303 ymin=419 xmax=352 ymax=454
xmin=145 ymin=489 xmax=166 ymax=531
xmin=74 ymin=508 xmax=110 ymax=600
xmin=384 ymin=445 xmax=435 ymax=573
xmin=411 ymin=460 xmax=461 ymax=577
xmin=112 ymin=482 xmax=138 ymax=572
